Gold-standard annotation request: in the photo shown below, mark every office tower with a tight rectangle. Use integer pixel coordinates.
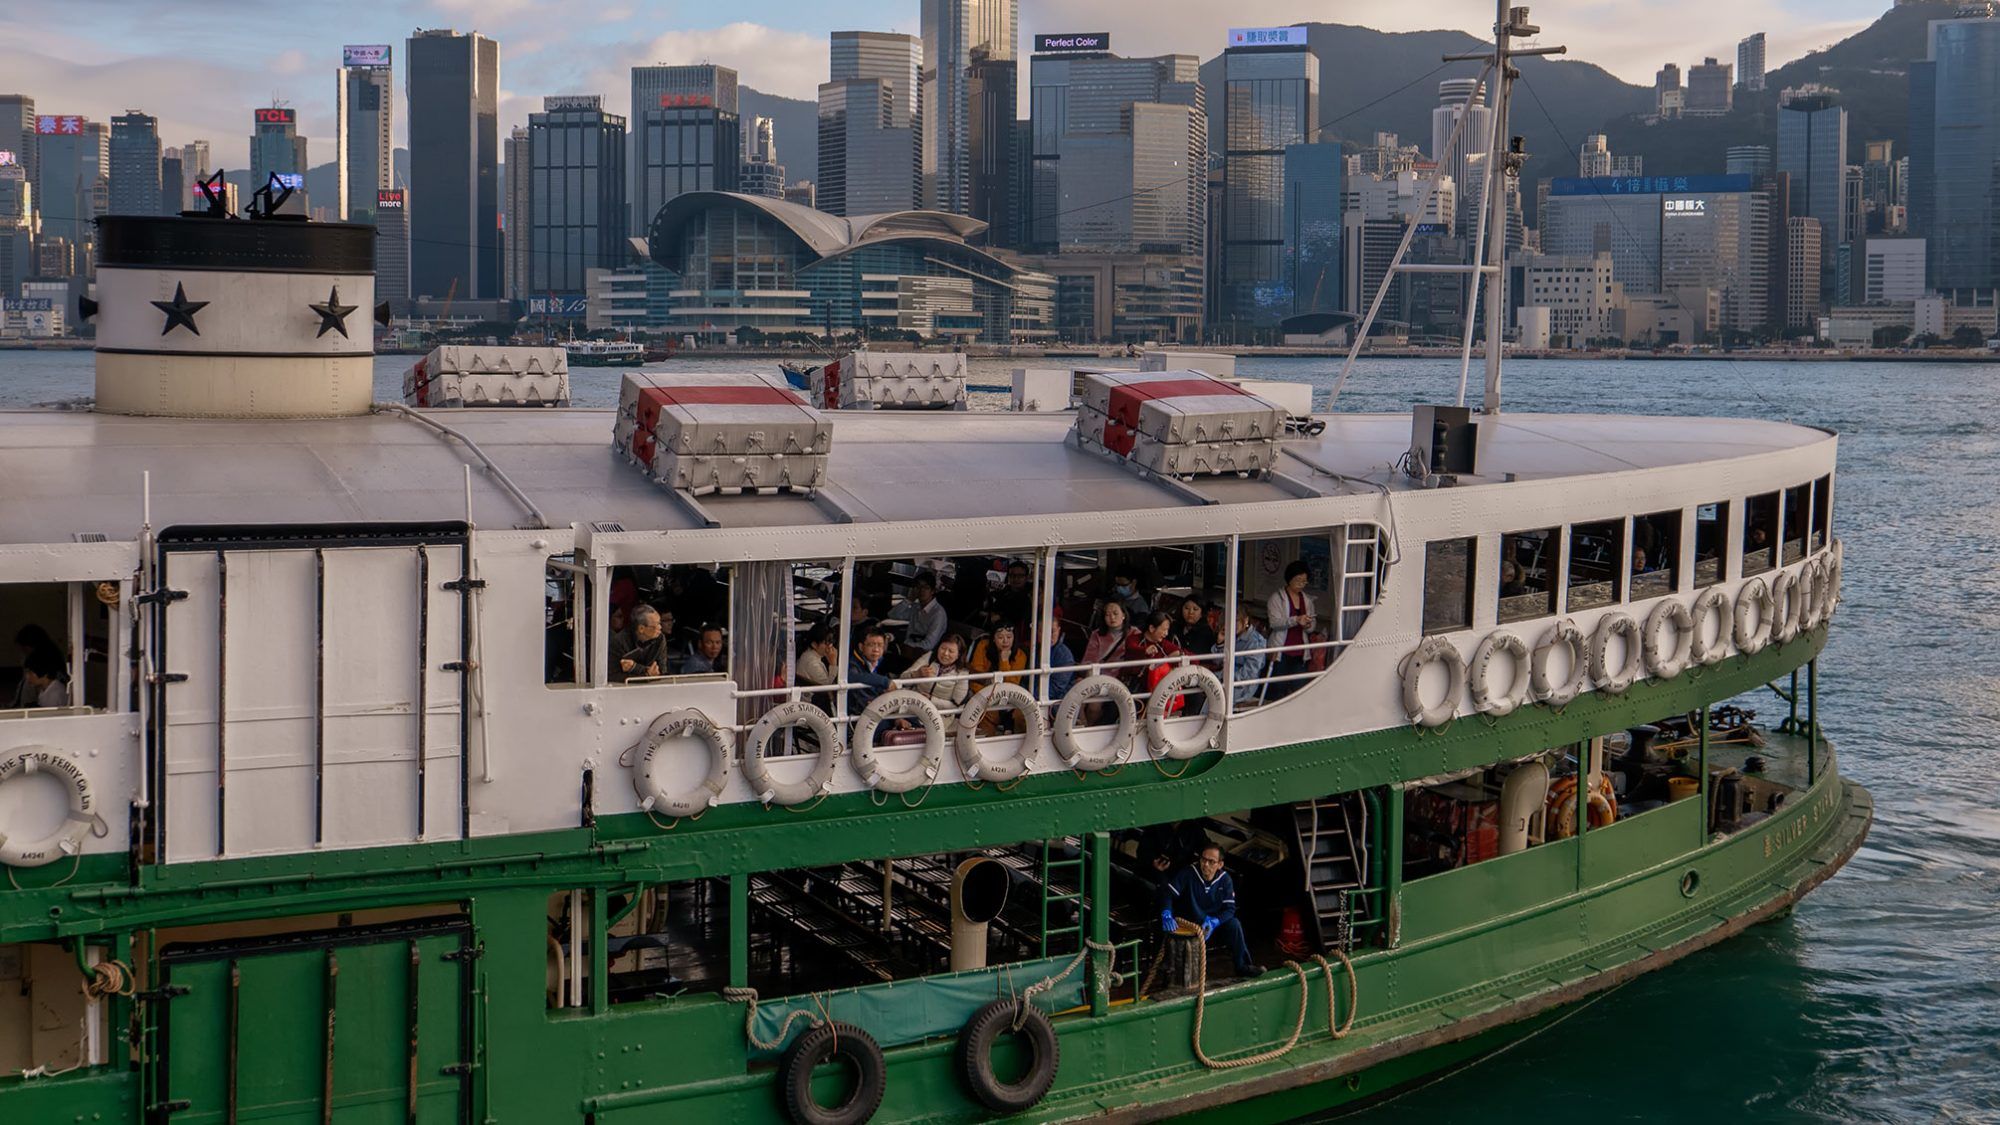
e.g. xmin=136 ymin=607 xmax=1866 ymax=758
xmin=248 ymin=106 xmax=309 ymax=211
xmin=1432 ymin=78 xmax=1493 ymax=230
xmin=921 ymin=0 xmax=1017 ymax=214
xmin=1738 ymin=33 xmax=1767 ymax=92
xmin=782 ymin=181 xmax=816 ymax=208
xmin=1215 ymin=28 xmax=1317 ymax=331
xmin=968 ymin=48 xmax=1018 ymax=241
xmin=526 ymin=96 xmax=627 ymax=295
xmin=108 ymin=111 xmax=160 ymax=216
xmin=817 ymin=32 xmax=922 ymax=216
xmin=1923 ymin=8 xmax=2000 ymax=289
xmin=503 ymin=127 xmax=531 ymax=299
xmin=1578 ymin=134 xmax=1643 ymax=179
xmin=1776 ymin=92 xmax=1847 ymax=298
xmin=1655 ymin=64 xmax=1682 ymax=118
xmin=1726 ymin=145 xmax=1773 ymax=179
xmin=375 ymin=189 xmax=410 ymax=303
xmin=0 ymin=95 xmax=34 ymax=199
xmin=1686 ymin=58 xmax=1733 ymax=116
xmin=338 ymin=45 xmax=395 ymax=223
xmin=34 ymin=116 xmax=105 ymax=276
xmin=182 ymin=140 xmax=211 ymax=180
xmin=1340 ymin=169 xmax=1455 ymax=321
xmin=741 ymin=117 xmax=786 ymax=198
xmin=159 ymin=148 xmax=183 ymax=215
xmin=1864 ymin=237 xmax=1926 ymax=302
xmin=1021 ymin=44 xmax=1207 ymax=340
xmin=1906 ymin=59 xmax=1935 ymax=237
xmin=407 ymin=28 xmax=501 ymax=300
xmin=629 ymin=64 xmax=739 ymax=233
xmin=1785 ymin=215 xmax=1822 ymax=330
xmin=0 ymin=163 xmax=32 ymax=299
xmin=1283 ymin=142 xmax=1342 ymax=317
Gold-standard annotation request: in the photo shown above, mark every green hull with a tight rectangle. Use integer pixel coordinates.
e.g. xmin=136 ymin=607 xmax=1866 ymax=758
xmin=0 ymin=629 xmax=1869 ymax=1123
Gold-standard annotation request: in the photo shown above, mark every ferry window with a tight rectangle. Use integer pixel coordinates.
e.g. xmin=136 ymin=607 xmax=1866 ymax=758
xmin=0 ymin=582 xmax=109 ymax=716
xmin=1497 ymin=529 xmax=1557 ymax=624
xmin=1743 ymin=493 xmax=1779 ymax=576
xmin=1404 ymin=754 xmax=1560 ymax=880
xmin=1630 ymin=511 xmax=1681 ymax=602
xmin=1601 ymin=716 xmax=1712 ymax=826
xmin=547 ymin=890 xmax=594 ymax=1010
xmin=1422 ymin=538 xmax=1476 ymax=635
xmin=0 ymin=940 xmax=111 ymax=1073
xmin=607 ymin=878 xmax=731 ymax=1004
xmin=1693 ymin=502 xmax=1729 ymax=588
xmin=1564 ymin=521 xmax=1625 ymax=612
xmin=1239 ymin=535 xmax=1334 ymax=702
xmin=1810 ymin=476 xmax=1832 ymax=552
xmin=1781 ymin=484 xmax=1810 ymax=565
xmin=603 ymin=563 xmax=732 ymax=686
xmin=545 ymin=555 xmax=586 ymax=686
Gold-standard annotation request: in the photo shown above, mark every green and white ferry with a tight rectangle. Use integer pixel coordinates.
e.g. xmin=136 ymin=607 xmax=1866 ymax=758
xmin=0 ymin=10 xmax=1867 ymax=1123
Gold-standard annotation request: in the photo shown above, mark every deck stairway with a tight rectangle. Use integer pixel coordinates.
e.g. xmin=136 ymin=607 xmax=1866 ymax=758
xmin=1291 ymin=795 xmax=1370 ymax=952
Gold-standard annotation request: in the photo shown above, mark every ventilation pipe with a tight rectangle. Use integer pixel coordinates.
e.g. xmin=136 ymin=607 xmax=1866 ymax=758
xmin=949 ymin=857 xmax=1012 ymax=971
xmin=1498 ymin=761 xmax=1551 ymax=855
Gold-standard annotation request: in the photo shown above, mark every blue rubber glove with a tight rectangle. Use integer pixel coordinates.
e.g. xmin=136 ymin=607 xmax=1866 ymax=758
xmin=1201 ymin=917 xmax=1217 ymax=940
xmin=1160 ymin=910 xmax=1176 ymax=933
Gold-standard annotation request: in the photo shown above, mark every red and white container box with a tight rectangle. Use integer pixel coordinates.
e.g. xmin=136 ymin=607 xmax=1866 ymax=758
xmin=615 ymin=373 xmax=832 ymax=493
xmin=1077 ymin=370 xmax=1286 ymax=446
xmin=403 ymin=345 xmax=570 ymax=407
xmin=807 ymin=350 xmax=968 ymax=410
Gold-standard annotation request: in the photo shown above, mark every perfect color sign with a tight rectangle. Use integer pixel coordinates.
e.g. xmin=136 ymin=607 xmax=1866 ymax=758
xmin=1035 ymin=33 xmax=1110 ymax=52
xmin=1228 ymin=26 xmax=1308 ymax=48
xmin=256 ymin=108 xmax=296 ymax=125
xmin=343 ymin=44 xmax=391 ymax=68
xmin=34 ymin=116 xmax=85 ymax=135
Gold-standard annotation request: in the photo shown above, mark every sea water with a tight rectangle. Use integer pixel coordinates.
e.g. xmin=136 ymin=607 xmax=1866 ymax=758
xmin=1 ymin=350 xmax=1993 ymax=1121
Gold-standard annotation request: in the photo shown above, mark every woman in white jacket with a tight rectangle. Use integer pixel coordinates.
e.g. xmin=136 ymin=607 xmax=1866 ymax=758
xmin=902 ymin=632 xmax=971 ymax=708
xmin=1264 ymin=561 xmax=1317 ymax=701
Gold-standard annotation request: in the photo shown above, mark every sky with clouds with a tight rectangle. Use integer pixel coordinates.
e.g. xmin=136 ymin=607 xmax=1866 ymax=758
xmin=2 ymin=0 xmax=1890 ymax=167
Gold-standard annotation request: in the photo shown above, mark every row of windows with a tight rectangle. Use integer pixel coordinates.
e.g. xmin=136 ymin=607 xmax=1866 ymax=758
xmin=1422 ymin=476 xmax=1832 ymax=634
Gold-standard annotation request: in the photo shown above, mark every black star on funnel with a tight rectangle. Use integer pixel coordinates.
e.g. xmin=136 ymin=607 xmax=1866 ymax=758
xmin=150 ymin=281 xmax=209 ymax=336
xmin=308 ymin=284 xmax=357 ymax=339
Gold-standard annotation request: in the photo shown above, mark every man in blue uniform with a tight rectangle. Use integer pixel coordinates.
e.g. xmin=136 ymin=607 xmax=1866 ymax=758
xmin=1159 ymin=843 xmax=1263 ymax=977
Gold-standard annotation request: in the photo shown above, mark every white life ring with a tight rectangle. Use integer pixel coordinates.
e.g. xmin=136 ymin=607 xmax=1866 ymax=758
xmin=0 ymin=746 xmax=106 ymax=868
xmin=848 ymin=689 xmax=945 ymax=794
xmin=1769 ymin=568 xmax=1801 ymax=645
xmin=742 ymin=701 xmax=842 ymax=807
xmin=955 ymin=682 xmax=1047 ymax=782
xmin=1689 ymin=587 xmax=1731 ymax=666
xmin=1825 ymin=541 xmax=1843 ymax=618
xmin=1803 ymin=557 xmax=1830 ymax=629
xmin=1643 ymin=599 xmax=1695 ymax=680
xmin=1468 ymin=631 xmax=1531 ymax=717
xmin=626 ymin=710 xmax=732 ymax=819
xmin=1399 ymin=637 xmax=1465 ymax=728
xmin=1588 ymin=613 xmax=1641 ymax=695
xmin=1050 ymin=675 xmax=1137 ymax=772
xmin=1531 ymin=621 xmax=1588 ymax=707
xmin=1143 ymin=664 xmax=1226 ymax=760
xmin=1731 ymin=577 xmax=1773 ymax=656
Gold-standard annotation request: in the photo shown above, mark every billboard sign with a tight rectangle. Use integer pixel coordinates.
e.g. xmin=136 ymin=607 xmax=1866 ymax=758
xmin=255 ymin=108 xmax=297 ymax=126
xmin=1034 ymin=33 xmax=1110 ymax=53
xmin=34 ymin=116 xmax=85 ymax=135
xmin=544 ymin=94 xmax=603 ymax=112
xmin=2 ymin=298 xmax=53 ymax=312
xmin=526 ymin=294 xmax=589 ymax=317
xmin=1550 ymin=174 xmax=1751 ymax=197
xmin=0 ymin=151 xmax=14 ymax=166
xmin=1662 ymin=198 xmax=1708 ymax=217
xmin=376 ymin=189 xmax=404 ymax=209
xmin=342 ymin=44 xmax=391 ymax=68
xmin=1228 ymin=26 xmax=1308 ymax=48
xmin=658 ymin=93 xmax=714 ymax=109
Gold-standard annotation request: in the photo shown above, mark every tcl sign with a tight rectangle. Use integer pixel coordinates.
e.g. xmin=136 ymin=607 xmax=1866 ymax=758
xmin=255 ymin=108 xmax=296 ymax=125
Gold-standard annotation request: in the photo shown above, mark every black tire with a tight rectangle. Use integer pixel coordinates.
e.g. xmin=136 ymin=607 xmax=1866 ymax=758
xmin=776 ymin=1021 xmax=887 ymax=1125
xmin=955 ymin=999 xmax=1060 ymax=1114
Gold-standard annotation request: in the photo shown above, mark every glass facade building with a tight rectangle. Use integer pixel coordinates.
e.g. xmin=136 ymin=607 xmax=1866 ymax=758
xmin=631 ymin=65 xmax=740 ymax=234
xmin=1776 ymin=94 xmax=1847 ymax=299
xmin=1281 ymin=141 xmax=1342 ymax=320
xmin=407 ymin=29 xmax=501 ymax=300
xmin=1215 ymin=40 xmax=1317 ymax=332
xmin=527 ymin=97 xmax=627 ymax=296
xmin=1925 ymin=12 xmax=2000 ymax=289
xmin=921 ymin=0 xmax=1016 ymax=215
xmin=816 ymin=33 xmax=922 ymax=217
xmin=337 ymin=51 xmax=394 ymax=223
xmin=108 ymin=112 xmax=158 ymax=218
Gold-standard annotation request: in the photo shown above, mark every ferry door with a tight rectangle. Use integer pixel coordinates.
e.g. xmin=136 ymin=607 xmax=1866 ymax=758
xmin=154 ymin=918 xmax=474 ymax=1125
xmin=153 ymin=526 xmax=470 ymax=863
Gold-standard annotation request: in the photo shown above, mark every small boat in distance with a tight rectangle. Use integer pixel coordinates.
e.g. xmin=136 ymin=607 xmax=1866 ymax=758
xmin=567 ymin=339 xmax=645 ymax=367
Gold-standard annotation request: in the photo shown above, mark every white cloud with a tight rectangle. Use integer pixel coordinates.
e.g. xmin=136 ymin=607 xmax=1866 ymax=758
xmin=271 ymin=48 xmax=309 ymax=76
xmin=617 ymin=23 xmax=827 ymax=102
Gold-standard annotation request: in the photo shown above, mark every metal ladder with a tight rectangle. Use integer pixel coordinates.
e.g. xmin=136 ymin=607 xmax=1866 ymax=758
xmin=1292 ymin=795 xmax=1370 ymax=952
xmin=1038 ymin=837 xmax=1086 ymax=957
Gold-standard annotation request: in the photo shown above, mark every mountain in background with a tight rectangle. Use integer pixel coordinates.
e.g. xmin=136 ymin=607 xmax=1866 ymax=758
xmin=741 ymin=87 xmax=818 ymax=186
xmin=1598 ymin=0 xmax=1949 ymax=177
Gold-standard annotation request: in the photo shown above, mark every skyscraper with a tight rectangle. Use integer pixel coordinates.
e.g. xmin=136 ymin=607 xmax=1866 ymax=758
xmin=108 ymin=111 xmax=160 ymax=216
xmin=1432 ymin=78 xmax=1493 ymax=231
xmin=503 ymin=127 xmax=531 ymax=300
xmin=1777 ymin=92 xmax=1846 ymax=300
xmin=629 ymin=64 xmax=739 ymax=235
xmin=526 ymin=96 xmax=627 ymax=295
xmin=1685 ymin=58 xmax=1734 ymax=116
xmin=34 ymin=115 xmax=105 ymax=276
xmin=1738 ymin=33 xmax=1767 ymax=93
xmin=1923 ymin=8 xmax=2000 ymax=289
xmin=337 ymin=45 xmax=395 ymax=223
xmin=1906 ymin=58 xmax=1936 ymax=238
xmin=0 ymin=95 xmax=35 ymax=200
xmin=0 ymin=163 xmax=33 ymax=300
xmin=1785 ymin=215 xmax=1822 ymax=331
xmin=375 ymin=189 xmax=410 ymax=304
xmin=740 ymin=117 xmax=786 ymax=198
xmin=1655 ymin=64 xmax=1682 ymax=118
xmin=968 ymin=48 xmax=1019 ymax=242
xmin=248 ymin=106 xmax=309 ymax=211
xmin=921 ymin=0 xmax=1017 ymax=214
xmin=1214 ymin=28 xmax=1317 ymax=333
xmin=817 ymin=32 xmax=923 ymax=216
xmin=1283 ymin=142 xmax=1343 ymax=319
xmin=159 ymin=147 xmax=183 ymax=215
xmin=1725 ymin=145 xmax=1773 ymax=179
xmin=407 ymin=28 xmax=501 ymax=300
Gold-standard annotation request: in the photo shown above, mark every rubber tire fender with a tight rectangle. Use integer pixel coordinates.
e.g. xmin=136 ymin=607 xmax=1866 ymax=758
xmin=955 ymin=999 xmax=1060 ymax=1114
xmin=776 ymin=1021 xmax=886 ymax=1125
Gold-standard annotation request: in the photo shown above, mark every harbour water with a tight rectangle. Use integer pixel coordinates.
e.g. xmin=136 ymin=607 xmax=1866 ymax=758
xmin=1 ymin=351 xmax=1992 ymax=1122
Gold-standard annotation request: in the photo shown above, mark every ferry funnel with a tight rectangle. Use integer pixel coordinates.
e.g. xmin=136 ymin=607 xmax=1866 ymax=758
xmin=86 ymin=213 xmax=376 ymax=417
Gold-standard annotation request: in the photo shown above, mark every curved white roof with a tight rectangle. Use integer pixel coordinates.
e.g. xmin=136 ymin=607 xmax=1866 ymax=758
xmin=649 ymin=192 xmax=991 ymax=262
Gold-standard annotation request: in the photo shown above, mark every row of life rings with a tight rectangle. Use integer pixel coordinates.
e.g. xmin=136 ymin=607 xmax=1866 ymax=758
xmin=0 ymin=745 xmax=106 ymax=869
xmin=631 ymin=663 xmax=1231 ymax=812
xmin=1399 ymin=546 xmax=1841 ymax=729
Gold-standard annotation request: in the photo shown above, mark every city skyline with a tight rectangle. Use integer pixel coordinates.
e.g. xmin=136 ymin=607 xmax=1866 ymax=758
xmin=0 ymin=1 xmax=1885 ymax=170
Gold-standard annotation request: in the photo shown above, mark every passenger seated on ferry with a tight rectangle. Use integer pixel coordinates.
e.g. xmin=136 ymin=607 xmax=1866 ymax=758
xmin=1159 ymin=844 xmax=1263 ymax=977
xmin=894 ymin=575 xmax=949 ymax=653
xmin=969 ymin=623 xmax=1030 ymax=735
xmin=1109 ymin=569 xmax=1151 ymax=622
xmin=1500 ymin=560 xmax=1529 ymax=598
xmin=903 ymin=632 xmax=971 ymax=707
xmin=1045 ymin=627 xmax=1078 ymax=698
xmin=1219 ymin=607 xmax=1269 ymax=706
xmin=20 ymin=647 xmax=68 ymax=708
xmin=1631 ymin=547 xmax=1654 ymax=575
xmin=1171 ymin=596 xmax=1217 ymax=660
xmin=1265 ymin=561 xmax=1317 ymax=702
xmin=10 ymin=625 xmax=60 ymax=708
xmin=985 ymin=561 xmax=1035 ymax=629
xmin=683 ymin=627 xmax=727 ymax=675
xmin=613 ymin=606 xmax=670 ymax=682
xmin=1082 ymin=602 xmax=1137 ymax=668
xmin=848 ymin=628 xmax=895 ymax=709
xmin=1132 ymin=611 xmax=1185 ymax=698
